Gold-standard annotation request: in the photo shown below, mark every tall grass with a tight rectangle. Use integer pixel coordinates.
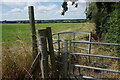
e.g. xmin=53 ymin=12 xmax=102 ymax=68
xmin=2 ymin=41 xmax=33 ymax=79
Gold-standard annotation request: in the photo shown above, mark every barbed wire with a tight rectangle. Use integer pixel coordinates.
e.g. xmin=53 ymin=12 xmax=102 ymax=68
xmin=1 ymin=41 xmax=34 ymax=44
xmin=2 ymin=34 xmax=31 ymax=37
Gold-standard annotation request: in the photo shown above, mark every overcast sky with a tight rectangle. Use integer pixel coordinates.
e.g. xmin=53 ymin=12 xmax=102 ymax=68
xmin=0 ymin=0 xmax=87 ymax=21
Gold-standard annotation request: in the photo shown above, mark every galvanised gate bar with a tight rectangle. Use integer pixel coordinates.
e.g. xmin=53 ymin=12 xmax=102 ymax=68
xmin=52 ymin=32 xmax=120 ymax=79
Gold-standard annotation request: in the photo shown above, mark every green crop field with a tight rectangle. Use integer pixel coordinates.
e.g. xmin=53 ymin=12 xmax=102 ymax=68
xmin=2 ymin=23 xmax=95 ymax=42
xmin=2 ymin=22 xmax=95 ymax=51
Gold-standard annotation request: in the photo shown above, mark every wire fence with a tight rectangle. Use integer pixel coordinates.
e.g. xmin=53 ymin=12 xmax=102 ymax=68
xmin=2 ymin=34 xmax=31 ymax=37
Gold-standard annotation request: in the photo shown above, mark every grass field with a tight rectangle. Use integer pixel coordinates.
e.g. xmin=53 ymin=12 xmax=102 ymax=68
xmin=2 ymin=22 xmax=120 ymax=79
xmin=2 ymin=23 xmax=95 ymax=42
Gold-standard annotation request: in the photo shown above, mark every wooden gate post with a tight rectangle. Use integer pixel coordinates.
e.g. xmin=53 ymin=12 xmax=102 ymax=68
xmin=46 ymin=27 xmax=58 ymax=78
xmin=38 ymin=30 xmax=48 ymax=78
xmin=28 ymin=6 xmax=38 ymax=58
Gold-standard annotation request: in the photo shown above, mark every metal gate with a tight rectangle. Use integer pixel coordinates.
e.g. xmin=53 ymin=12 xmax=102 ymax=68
xmin=52 ymin=32 xmax=120 ymax=79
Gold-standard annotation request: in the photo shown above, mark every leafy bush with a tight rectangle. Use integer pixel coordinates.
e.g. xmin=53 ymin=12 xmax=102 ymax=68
xmin=104 ymin=3 xmax=120 ymax=56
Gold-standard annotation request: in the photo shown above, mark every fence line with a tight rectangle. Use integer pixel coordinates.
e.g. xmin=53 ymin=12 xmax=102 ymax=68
xmin=1 ymin=41 xmax=33 ymax=44
xmin=69 ymin=38 xmax=120 ymax=79
xmin=70 ymin=64 xmax=120 ymax=73
xmin=2 ymin=34 xmax=31 ymax=37
xmin=70 ymin=53 xmax=120 ymax=59
xmin=52 ymin=32 xmax=90 ymax=35
xmin=72 ymin=40 xmax=120 ymax=46
xmin=53 ymin=31 xmax=120 ymax=79
xmin=2 ymin=29 xmax=120 ymax=79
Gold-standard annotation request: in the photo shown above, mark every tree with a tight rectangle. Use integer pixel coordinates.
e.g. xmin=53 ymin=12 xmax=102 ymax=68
xmin=86 ymin=2 xmax=117 ymax=38
xmin=104 ymin=2 xmax=120 ymax=56
xmin=61 ymin=0 xmax=78 ymax=15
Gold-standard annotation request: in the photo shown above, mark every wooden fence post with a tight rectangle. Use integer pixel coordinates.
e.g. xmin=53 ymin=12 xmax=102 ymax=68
xmin=38 ymin=30 xmax=48 ymax=78
xmin=28 ymin=6 xmax=38 ymax=58
xmin=46 ymin=27 xmax=58 ymax=78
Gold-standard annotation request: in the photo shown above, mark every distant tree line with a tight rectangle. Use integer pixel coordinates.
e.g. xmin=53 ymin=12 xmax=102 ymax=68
xmin=1 ymin=19 xmax=88 ymax=23
xmin=1 ymin=20 xmax=29 ymax=23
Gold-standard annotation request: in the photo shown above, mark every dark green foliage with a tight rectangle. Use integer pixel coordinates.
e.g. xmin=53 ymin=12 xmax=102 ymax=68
xmin=86 ymin=2 xmax=120 ymax=56
xmin=86 ymin=2 xmax=116 ymax=38
xmin=62 ymin=2 xmax=68 ymax=11
xmin=72 ymin=2 xmax=75 ymax=5
xmin=61 ymin=2 xmax=68 ymax=15
xmin=104 ymin=3 xmax=120 ymax=56
xmin=61 ymin=1 xmax=78 ymax=15
xmin=75 ymin=3 xmax=78 ymax=8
